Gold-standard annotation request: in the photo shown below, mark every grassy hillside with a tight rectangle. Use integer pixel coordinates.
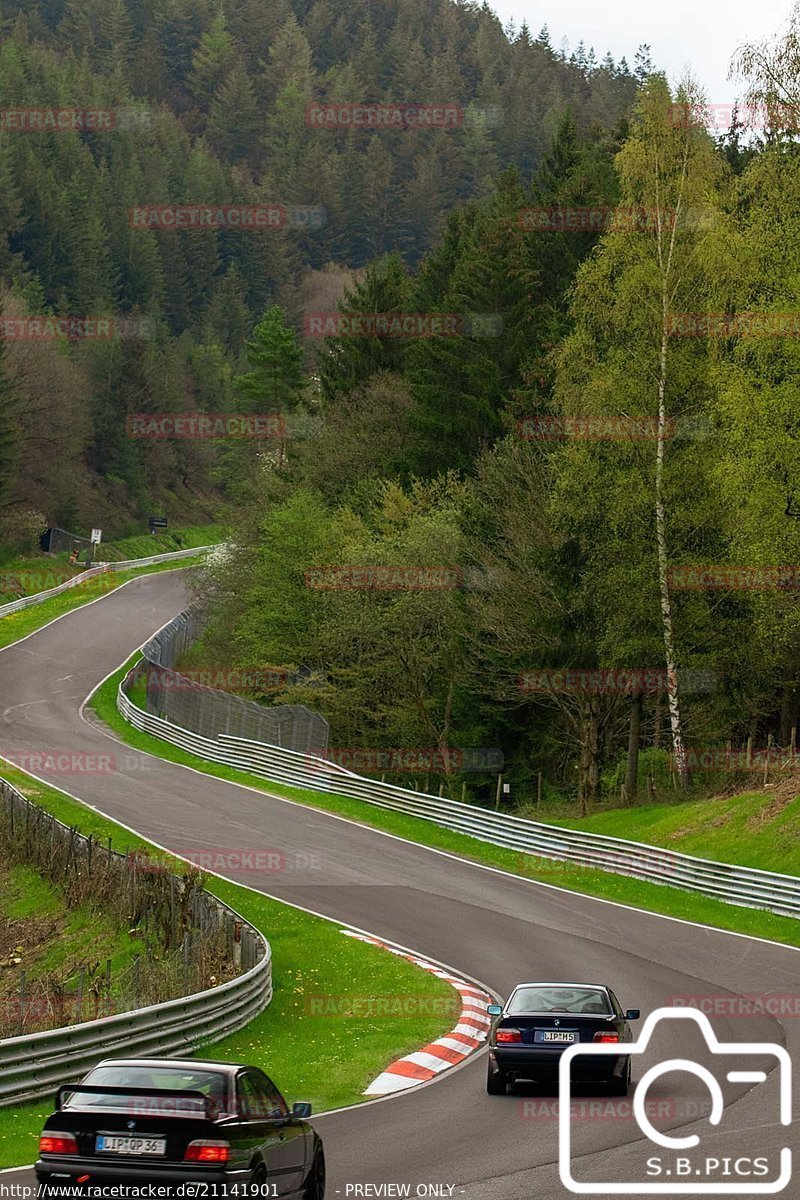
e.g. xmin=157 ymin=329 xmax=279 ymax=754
xmin=539 ymin=784 xmax=800 ymax=875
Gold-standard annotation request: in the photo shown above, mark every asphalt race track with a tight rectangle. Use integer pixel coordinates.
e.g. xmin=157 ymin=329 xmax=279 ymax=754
xmin=1 ymin=570 xmax=798 ymax=1199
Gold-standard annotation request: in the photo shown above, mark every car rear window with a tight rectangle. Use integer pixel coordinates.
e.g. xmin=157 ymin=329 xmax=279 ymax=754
xmin=63 ymin=1066 xmax=229 ymax=1115
xmin=506 ymin=986 xmax=611 ymax=1015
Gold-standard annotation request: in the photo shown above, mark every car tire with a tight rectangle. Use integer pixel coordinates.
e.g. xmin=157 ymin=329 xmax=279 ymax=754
xmin=607 ymin=1059 xmax=631 ymax=1096
xmin=250 ymin=1161 xmax=268 ymax=1188
xmin=303 ymin=1145 xmax=326 ymax=1199
xmin=486 ymin=1064 xmax=509 ymax=1095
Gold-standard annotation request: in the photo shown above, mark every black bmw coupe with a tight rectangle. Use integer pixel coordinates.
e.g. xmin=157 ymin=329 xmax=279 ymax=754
xmin=35 ymin=1057 xmax=324 ymax=1198
xmin=486 ymin=982 xmax=640 ymax=1095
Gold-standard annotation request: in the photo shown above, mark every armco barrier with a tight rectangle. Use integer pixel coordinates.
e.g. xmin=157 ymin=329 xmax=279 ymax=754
xmin=0 ymin=546 xmax=216 ymax=619
xmin=0 ymin=776 xmax=272 ymax=1107
xmin=118 ymin=672 xmax=800 ymax=921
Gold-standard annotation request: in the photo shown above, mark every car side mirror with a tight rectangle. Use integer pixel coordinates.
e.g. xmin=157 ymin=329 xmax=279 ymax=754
xmin=487 ymin=1004 xmax=503 ymax=1016
xmin=292 ymin=1102 xmax=312 ymax=1118
xmin=625 ymin=1009 xmax=641 ymax=1020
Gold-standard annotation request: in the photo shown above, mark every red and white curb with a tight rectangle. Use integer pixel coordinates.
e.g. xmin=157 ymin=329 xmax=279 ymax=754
xmin=341 ymin=930 xmax=492 ymax=1096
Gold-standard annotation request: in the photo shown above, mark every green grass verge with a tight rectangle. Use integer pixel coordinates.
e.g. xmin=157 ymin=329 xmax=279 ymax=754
xmin=0 ymin=762 xmax=457 ymax=1168
xmin=102 ymin=524 xmax=227 ymax=561
xmin=88 ymin=655 xmax=800 ymax=955
xmin=0 ymin=557 xmax=209 ymax=651
xmin=536 ymin=790 xmax=800 ymax=876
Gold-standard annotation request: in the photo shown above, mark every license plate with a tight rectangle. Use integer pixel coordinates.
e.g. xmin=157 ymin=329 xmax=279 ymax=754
xmin=96 ymin=1135 xmax=167 ymax=1156
xmin=535 ymin=1029 xmax=577 ymax=1044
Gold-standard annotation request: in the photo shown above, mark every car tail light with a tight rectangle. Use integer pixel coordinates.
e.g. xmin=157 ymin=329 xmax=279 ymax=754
xmin=184 ymin=1141 xmax=231 ymax=1163
xmin=495 ymin=1027 xmax=523 ymax=1044
xmin=593 ymin=1032 xmax=620 ymax=1043
xmin=39 ymin=1134 xmax=79 ymax=1155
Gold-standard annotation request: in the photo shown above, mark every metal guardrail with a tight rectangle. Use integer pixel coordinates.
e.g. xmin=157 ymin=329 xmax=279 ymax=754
xmin=118 ymin=674 xmax=800 ymax=921
xmin=0 ymin=777 xmax=272 ymax=1107
xmin=0 ymin=546 xmax=216 ymax=619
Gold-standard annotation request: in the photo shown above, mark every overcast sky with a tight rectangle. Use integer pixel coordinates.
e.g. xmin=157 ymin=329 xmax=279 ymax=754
xmin=490 ymin=0 xmax=794 ymax=108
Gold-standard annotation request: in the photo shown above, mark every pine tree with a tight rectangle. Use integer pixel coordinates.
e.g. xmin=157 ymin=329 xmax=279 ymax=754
xmin=235 ymin=306 xmax=305 ymax=412
xmin=189 ymin=11 xmax=234 ymax=109
xmin=207 ymin=63 xmax=261 ymax=160
xmin=634 ymin=44 xmax=653 ymax=83
xmin=317 ymin=254 xmax=411 ymax=403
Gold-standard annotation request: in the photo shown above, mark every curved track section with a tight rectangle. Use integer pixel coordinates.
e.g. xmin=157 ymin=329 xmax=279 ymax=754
xmin=1 ymin=571 xmax=798 ymax=1199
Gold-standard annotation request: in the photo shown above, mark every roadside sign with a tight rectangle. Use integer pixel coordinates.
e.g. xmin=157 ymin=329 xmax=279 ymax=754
xmin=148 ymin=516 xmax=168 ymax=532
xmin=90 ymin=528 xmax=102 ymax=544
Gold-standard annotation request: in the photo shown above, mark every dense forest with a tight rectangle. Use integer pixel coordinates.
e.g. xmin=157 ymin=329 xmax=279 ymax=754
xmin=0 ymin=0 xmax=642 ymax=539
xmin=194 ymin=21 xmax=800 ymax=809
xmin=2 ymin=0 xmax=799 ymax=808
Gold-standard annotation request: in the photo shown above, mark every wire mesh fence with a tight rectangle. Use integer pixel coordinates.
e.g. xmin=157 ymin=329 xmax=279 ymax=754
xmin=0 ymin=778 xmax=265 ymax=1037
xmin=139 ymin=605 xmax=329 ymax=752
xmin=39 ymin=526 xmax=94 ymax=556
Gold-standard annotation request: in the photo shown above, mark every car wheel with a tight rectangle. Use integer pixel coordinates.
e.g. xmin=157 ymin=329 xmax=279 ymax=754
xmin=250 ymin=1161 xmax=268 ymax=1188
xmin=304 ymin=1146 xmax=326 ymax=1200
xmin=486 ymin=1063 xmax=509 ymax=1095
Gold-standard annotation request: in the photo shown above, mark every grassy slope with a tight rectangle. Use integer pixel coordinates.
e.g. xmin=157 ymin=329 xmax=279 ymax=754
xmin=90 ymin=655 xmax=800 ymax=951
xmin=0 ymin=863 xmax=133 ymax=995
xmin=539 ymin=790 xmax=800 ymax=875
xmin=102 ymin=524 xmax=227 ymax=561
xmin=0 ymin=761 xmax=456 ymax=1168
